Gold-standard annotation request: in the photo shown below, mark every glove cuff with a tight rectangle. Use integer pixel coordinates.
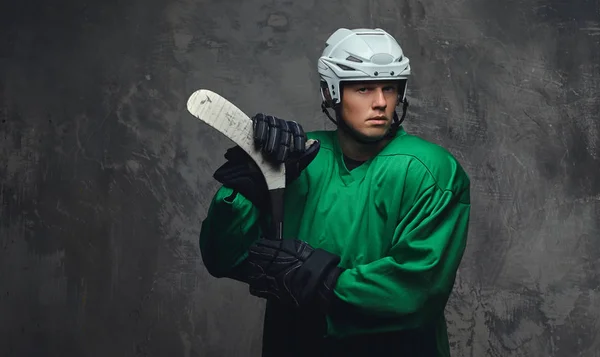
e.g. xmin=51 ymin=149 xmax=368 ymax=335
xmin=315 ymin=265 xmax=345 ymax=314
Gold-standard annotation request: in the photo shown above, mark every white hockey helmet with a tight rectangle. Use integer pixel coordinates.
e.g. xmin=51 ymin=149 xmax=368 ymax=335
xmin=317 ymin=28 xmax=411 ymax=108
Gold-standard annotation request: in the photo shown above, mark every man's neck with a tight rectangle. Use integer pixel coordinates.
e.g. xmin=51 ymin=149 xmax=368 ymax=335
xmin=337 ymin=129 xmax=391 ymax=162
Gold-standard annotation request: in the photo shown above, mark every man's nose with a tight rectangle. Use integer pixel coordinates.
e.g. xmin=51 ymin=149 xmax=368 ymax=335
xmin=373 ymin=88 xmax=387 ymax=108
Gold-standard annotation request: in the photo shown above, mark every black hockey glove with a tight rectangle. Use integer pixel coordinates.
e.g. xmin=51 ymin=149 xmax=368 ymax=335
xmin=246 ymin=238 xmax=345 ymax=313
xmin=251 ymin=113 xmax=311 ymax=165
xmin=213 ymin=113 xmax=320 ymax=211
xmin=212 ymin=146 xmax=271 ymax=211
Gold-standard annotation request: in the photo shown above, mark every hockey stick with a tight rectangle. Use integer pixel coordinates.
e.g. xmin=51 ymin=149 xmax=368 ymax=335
xmin=186 ymin=89 xmax=285 ymax=240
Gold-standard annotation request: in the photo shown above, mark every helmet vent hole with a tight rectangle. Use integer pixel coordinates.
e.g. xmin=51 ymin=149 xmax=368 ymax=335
xmin=336 ymin=64 xmax=356 ymax=71
xmin=346 ymin=56 xmax=363 ymax=63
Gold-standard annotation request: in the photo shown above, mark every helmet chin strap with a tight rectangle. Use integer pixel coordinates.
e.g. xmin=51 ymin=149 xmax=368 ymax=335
xmin=321 ymin=98 xmax=409 ymax=145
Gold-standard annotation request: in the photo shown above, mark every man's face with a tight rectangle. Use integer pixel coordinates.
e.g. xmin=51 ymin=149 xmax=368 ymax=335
xmin=340 ymin=80 xmax=400 ymax=141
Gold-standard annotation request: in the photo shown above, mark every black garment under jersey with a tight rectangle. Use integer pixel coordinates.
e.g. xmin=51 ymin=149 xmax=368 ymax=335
xmin=343 ymin=155 xmax=365 ymax=171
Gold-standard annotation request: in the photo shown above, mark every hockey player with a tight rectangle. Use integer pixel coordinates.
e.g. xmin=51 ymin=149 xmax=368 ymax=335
xmin=199 ymin=28 xmax=471 ymax=356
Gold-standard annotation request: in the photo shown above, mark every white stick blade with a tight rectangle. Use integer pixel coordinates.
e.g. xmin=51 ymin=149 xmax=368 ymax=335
xmin=186 ymin=89 xmax=285 ymax=190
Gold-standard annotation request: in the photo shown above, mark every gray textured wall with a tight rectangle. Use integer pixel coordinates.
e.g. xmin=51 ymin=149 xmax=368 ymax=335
xmin=1 ymin=0 xmax=599 ymax=356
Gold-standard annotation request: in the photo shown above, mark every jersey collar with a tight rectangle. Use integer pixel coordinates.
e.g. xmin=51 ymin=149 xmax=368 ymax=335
xmin=332 ymin=126 xmax=407 ymax=186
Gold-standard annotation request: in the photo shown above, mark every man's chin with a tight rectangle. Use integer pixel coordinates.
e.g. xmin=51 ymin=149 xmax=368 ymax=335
xmin=354 ymin=128 xmax=391 ymax=143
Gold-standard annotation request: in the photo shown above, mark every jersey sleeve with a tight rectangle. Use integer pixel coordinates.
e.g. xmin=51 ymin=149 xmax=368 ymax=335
xmin=198 ymin=186 xmax=265 ymax=278
xmin=328 ymin=166 xmax=471 ymax=335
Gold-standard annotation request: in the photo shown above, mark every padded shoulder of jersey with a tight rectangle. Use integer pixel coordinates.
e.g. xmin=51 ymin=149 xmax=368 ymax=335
xmin=305 ymin=129 xmax=470 ymax=198
xmin=382 ymin=131 xmax=470 ymax=196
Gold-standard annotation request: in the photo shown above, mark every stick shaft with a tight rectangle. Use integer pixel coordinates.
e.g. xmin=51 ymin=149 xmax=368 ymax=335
xmin=269 ymin=188 xmax=285 ymax=240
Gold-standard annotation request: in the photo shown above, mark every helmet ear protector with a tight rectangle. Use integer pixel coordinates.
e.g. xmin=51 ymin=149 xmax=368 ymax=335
xmin=320 ymin=80 xmax=336 ymax=108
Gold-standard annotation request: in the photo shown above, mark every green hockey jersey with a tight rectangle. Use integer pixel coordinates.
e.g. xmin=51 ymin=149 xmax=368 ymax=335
xmin=199 ymin=126 xmax=471 ymax=356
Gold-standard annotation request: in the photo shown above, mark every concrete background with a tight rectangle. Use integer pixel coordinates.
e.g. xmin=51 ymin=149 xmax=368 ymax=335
xmin=1 ymin=0 xmax=599 ymax=356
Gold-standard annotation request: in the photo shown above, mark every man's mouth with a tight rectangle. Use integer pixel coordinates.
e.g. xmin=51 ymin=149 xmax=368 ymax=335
xmin=367 ymin=116 xmax=388 ymax=123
